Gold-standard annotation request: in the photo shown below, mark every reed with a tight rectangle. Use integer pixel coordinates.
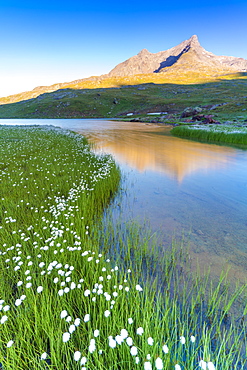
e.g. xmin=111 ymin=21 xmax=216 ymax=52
xmin=171 ymin=124 xmax=247 ymax=146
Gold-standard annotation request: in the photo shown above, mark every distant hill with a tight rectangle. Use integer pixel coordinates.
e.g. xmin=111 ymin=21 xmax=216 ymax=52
xmin=108 ymin=35 xmax=247 ymax=76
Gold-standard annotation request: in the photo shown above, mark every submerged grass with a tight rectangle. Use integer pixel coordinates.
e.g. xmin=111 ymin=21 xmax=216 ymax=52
xmin=0 ymin=125 xmax=247 ymax=370
xmin=171 ymin=124 xmax=247 ymax=146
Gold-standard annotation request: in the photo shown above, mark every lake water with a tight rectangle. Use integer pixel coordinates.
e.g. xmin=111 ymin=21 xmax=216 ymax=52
xmin=1 ymin=119 xmax=247 ymax=283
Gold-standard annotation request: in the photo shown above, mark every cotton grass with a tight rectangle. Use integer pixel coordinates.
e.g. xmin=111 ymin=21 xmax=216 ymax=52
xmin=0 ymin=125 xmax=245 ymax=369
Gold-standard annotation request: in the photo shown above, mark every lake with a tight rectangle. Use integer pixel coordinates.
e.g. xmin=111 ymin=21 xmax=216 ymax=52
xmin=1 ymin=118 xmax=247 ymax=283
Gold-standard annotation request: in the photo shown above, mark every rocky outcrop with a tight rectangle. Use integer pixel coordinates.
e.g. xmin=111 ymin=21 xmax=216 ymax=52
xmin=181 ymin=106 xmax=203 ymax=118
xmin=108 ymin=35 xmax=247 ymax=77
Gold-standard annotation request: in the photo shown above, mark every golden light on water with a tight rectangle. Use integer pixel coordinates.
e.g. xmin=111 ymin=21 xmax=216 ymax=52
xmin=88 ymin=124 xmax=236 ymax=182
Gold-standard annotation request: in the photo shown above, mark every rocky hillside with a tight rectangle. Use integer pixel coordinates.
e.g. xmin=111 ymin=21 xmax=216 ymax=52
xmin=0 ymin=34 xmax=247 ymax=115
xmin=108 ymin=35 xmax=247 ymax=76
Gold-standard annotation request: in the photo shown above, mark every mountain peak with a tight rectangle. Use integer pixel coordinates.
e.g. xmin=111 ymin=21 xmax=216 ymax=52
xmin=138 ymin=48 xmax=150 ymax=56
xmin=187 ymin=35 xmax=201 ymax=49
xmin=108 ymin=35 xmax=247 ymax=77
xmin=189 ymin=34 xmax=199 ymax=43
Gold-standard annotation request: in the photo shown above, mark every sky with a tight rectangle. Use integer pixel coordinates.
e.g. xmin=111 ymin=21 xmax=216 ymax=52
xmin=0 ymin=0 xmax=247 ymax=98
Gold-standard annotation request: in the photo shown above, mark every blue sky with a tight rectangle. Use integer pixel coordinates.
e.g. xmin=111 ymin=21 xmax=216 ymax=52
xmin=1 ymin=0 xmax=247 ymax=97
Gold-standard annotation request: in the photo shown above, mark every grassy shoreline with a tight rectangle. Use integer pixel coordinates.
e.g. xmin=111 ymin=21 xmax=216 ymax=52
xmin=171 ymin=124 xmax=247 ymax=146
xmin=0 ymin=125 xmax=247 ymax=369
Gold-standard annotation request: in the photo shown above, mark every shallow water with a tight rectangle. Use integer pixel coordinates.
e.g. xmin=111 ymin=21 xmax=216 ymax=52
xmin=1 ymin=119 xmax=247 ymax=283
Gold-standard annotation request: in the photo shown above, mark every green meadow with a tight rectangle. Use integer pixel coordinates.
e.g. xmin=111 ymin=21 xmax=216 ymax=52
xmin=0 ymin=125 xmax=247 ymax=370
xmin=0 ymin=73 xmax=247 ymax=127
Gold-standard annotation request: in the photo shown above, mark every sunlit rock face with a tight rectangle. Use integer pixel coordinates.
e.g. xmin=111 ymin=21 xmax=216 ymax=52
xmin=108 ymin=35 xmax=247 ymax=77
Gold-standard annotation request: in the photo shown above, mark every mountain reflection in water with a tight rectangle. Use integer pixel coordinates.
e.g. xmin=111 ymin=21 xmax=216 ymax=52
xmin=76 ymin=120 xmax=247 ymax=284
xmin=87 ymin=127 xmax=235 ymax=182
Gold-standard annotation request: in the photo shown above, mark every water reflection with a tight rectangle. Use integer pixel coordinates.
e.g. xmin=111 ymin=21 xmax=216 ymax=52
xmin=87 ymin=127 xmax=236 ymax=182
xmin=76 ymin=120 xmax=247 ymax=283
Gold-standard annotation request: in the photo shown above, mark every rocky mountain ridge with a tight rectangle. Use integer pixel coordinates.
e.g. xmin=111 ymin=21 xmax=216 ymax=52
xmin=108 ymin=35 xmax=247 ymax=76
xmin=1 ymin=35 xmax=247 ymax=106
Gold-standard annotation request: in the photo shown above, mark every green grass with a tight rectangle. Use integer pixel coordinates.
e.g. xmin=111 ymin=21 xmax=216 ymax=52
xmin=171 ymin=124 xmax=247 ymax=146
xmin=0 ymin=125 xmax=247 ymax=370
xmin=0 ymin=74 xmax=247 ymax=125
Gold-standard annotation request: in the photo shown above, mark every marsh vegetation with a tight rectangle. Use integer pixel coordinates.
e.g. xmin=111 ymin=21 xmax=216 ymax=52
xmin=171 ymin=124 xmax=247 ymax=146
xmin=0 ymin=125 xmax=247 ymax=370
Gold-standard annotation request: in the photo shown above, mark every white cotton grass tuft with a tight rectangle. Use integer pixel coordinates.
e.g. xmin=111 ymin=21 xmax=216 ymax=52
xmin=115 ymin=335 xmax=124 ymax=345
xmin=199 ymin=360 xmax=215 ymax=370
xmin=15 ymin=299 xmax=22 ymax=306
xmin=74 ymin=318 xmax=80 ymax=326
xmin=84 ymin=314 xmax=90 ymax=322
xmin=155 ymin=357 xmax=163 ymax=370
xmin=84 ymin=289 xmax=90 ymax=297
xmin=162 ymin=344 xmax=169 ymax=353
xmin=7 ymin=340 xmax=14 ymax=348
xmin=180 ymin=336 xmax=186 ymax=344
xmin=130 ymin=346 xmax=138 ymax=356
xmin=94 ymin=329 xmax=100 ymax=337
xmin=120 ymin=329 xmax=128 ymax=339
xmin=136 ymin=284 xmax=143 ymax=291
xmin=1 ymin=315 xmax=8 ymax=324
xmin=207 ymin=362 xmax=216 ymax=370
xmin=69 ymin=324 xmax=76 ymax=334
xmin=60 ymin=310 xmax=68 ymax=319
xmin=89 ymin=339 xmax=96 ymax=353
xmin=104 ymin=310 xmax=111 ymax=317
xmin=108 ymin=337 xmax=117 ymax=349
xmin=190 ymin=335 xmax=196 ymax=343
xmin=80 ymin=356 xmax=87 ymax=365
xmin=136 ymin=327 xmax=144 ymax=335
xmin=147 ymin=337 xmax=154 ymax=345
xmin=62 ymin=332 xmax=70 ymax=343
xmin=144 ymin=361 xmax=152 ymax=370
xmin=126 ymin=336 xmax=133 ymax=346
xmin=41 ymin=352 xmax=48 ymax=360
xmin=73 ymin=351 xmax=81 ymax=361
xmin=37 ymin=286 xmax=43 ymax=293
xmin=199 ymin=361 xmax=207 ymax=370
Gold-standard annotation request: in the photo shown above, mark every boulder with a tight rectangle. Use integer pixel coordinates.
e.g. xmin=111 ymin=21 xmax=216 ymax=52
xmin=181 ymin=106 xmax=203 ymax=118
xmin=192 ymin=114 xmax=220 ymax=124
